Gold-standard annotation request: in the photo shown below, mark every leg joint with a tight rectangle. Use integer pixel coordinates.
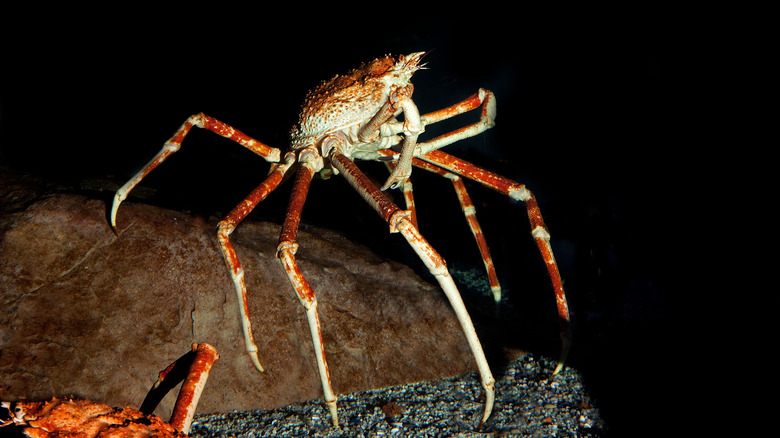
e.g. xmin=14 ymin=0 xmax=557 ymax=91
xmin=276 ymin=240 xmax=299 ymax=258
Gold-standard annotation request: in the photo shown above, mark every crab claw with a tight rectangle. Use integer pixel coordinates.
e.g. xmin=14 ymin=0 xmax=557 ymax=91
xmin=381 ymin=166 xmax=411 ymax=190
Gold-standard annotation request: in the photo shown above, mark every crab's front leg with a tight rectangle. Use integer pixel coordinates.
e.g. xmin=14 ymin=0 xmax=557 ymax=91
xmin=275 ymin=147 xmax=340 ymax=426
xmin=217 ymin=151 xmax=297 ymax=373
xmin=330 ymin=148 xmax=496 ymax=426
xmin=380 ymin=85 xmax=424 ymax=190
xmin=110 ymin=113 xmax=281 ymax=230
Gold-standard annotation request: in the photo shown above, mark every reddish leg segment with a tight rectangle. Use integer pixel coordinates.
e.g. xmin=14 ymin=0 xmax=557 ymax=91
xmin=110 ymin=113 xmax=289 ymax=375
xmin=415 ymin=88 xmax=496 ymax=156
xmin=409 ymin=158 xmax=503 ymax=305
xmin=275 ymin=149 xmax=339 ymax=426
xmin=216 ymin=152 xmax=296 ymax=372
xmin=419 ymin=150 xmax=572 ymax=375
xmin=111 ymin=113 xmax=281 ymax=229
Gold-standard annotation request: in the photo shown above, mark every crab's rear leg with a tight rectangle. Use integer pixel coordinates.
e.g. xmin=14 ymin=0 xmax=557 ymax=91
xmin=420 ymin=150 xmax=572 ymax=375
xmin=387 ymin=160 xmax=502 ymax=306
xmin=110 ymin=113 xmax=281 ymax=229
xmin=331 ymin=149 xmax=496 ymax=426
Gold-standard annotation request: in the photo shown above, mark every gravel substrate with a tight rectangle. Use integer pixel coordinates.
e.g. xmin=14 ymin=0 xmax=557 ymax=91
xmin=190 ymin=354 xmax=606 ymax=437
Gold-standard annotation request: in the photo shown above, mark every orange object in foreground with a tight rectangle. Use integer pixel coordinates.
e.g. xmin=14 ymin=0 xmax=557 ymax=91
xmin=1 ymin=343 xmax=219 ymax=437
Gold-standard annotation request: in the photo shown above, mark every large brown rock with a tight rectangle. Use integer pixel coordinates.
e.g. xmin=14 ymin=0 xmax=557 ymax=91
xmin=0 ymin=174 xmax=476 ymax=419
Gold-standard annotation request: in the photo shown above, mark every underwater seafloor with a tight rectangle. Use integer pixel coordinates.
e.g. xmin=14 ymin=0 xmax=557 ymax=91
xmin=190 ymin=354 xmax=606 ymax=437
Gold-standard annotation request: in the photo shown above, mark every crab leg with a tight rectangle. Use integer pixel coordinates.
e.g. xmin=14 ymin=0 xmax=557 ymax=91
xmin=110 ymin=113 xmax=281 ymax=229
xmin=415 ymin=88 xmax=496 ymax=157
xmin=330 ymin=150 xmax=496 ymax=426
xmin=140 ymin=343 xmax=220 ymax=434
xmin=379 ymin=88 xmax=496 ymax=160
xmin=275 ymin=150 xmax=339 ymax=426
xmin=419 ymin=150 xmax=572 ymax=375
xmin=216 ymin=152 xmax=296 ymax=372
xmin=169 ymin=343 xmax=219 ymax=434
xmin=399 ymin=180 xmax=418 ymax=228
xmin=411 ymin=159 xmax=502 ymax=305
xmin=383 ymin=152 xmax=501 ymax=305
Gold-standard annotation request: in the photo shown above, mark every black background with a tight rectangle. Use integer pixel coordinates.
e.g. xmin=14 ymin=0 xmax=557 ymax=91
xmin=2 ymin=8 xmax=667 ymax=436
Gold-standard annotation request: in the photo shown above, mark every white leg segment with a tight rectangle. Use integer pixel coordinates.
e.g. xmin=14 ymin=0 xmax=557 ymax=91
xmin=391 ymin=212 xmax=495 ymax=425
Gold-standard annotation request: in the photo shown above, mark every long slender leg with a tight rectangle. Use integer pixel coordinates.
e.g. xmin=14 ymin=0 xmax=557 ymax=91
xmin=330 ymin=150 xmax=496 ymax=426
xmin=448 ymin=176 xmax=502 ymax=304
xmin=216 ymin=152 xmax=296 ymax=372
xmin=275 ymin=149 xmax=339 ymax=426
xmin=406 ymin=158 xmax=503 ymax=305
xmin=419 ymin=150 xmax=572 ymax=375
xmin=111 ymin=113 xmax=281 ymax=229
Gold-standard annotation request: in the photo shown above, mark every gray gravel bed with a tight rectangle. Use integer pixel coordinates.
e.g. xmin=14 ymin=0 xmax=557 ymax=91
xmin=190 ymin=354 xmax=606 ymax=437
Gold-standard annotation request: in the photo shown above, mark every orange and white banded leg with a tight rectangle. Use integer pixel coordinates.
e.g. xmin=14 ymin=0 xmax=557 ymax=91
xmin=275 ymin=149 xmax=339 ymax=426
xmin=216 ymin=152 xmax=296 ymax=372
xmin=415 ymin=88 xmax=496 ymax=156
xmin=408 ymin=158 xmax=502 ymax=305
xmin=330 ymin=150 xmax=496 ymax=426
xmin=400 ymin=180 xmax=419 ymax=227
xmin=110 ymin=113 xmax=281 ymax=229
xmin=420 ymin=150 xmax=572 ymax=375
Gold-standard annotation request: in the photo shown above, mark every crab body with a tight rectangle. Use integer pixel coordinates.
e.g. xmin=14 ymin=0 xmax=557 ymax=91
xmin=290 ymin=52 xmax=424 ymax=162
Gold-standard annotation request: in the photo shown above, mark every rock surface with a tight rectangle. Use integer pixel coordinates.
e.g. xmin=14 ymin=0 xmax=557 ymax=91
xmin=0 ymin=172 xmax=479 ymax=420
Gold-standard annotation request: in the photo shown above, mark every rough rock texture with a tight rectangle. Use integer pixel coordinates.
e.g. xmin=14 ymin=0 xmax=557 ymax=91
xmin=0 ymin=173 xmax=478 ymax=421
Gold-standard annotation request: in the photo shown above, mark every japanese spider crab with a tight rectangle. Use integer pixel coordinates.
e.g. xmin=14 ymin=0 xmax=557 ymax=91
xmin=110 ymin=52 xmax=571 ymax=427
xmin=1 ymin=343 xmax=219 ymax=437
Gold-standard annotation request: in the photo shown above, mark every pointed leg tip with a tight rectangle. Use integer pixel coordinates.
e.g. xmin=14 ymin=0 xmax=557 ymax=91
xmin=109 ymin=220 xmax=120 ymax=237
xmin=109 ymin=198 xmax=122 ymax=232
xmin=326 ymin=399 xmax=339 ymax=427
xmin=552 ymin=343 xmax=570 ymax=376
xmin=249 ymin=353 xmax=265 ymax=373
xmin=480 ymin=386 xmax=495 ymax=428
